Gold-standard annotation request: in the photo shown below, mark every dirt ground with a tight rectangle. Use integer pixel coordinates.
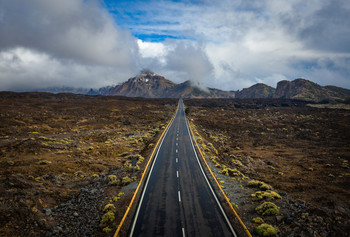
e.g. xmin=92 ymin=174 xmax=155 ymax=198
xmin=184 ymin=98 xmax=350 ymax=237
xmin=0 ymin=92 xmax=177 ymax=236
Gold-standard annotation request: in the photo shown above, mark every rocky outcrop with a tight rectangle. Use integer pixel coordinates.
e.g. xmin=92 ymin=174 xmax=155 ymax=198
xmin=236 ymin=83 xmax=275 ymax=99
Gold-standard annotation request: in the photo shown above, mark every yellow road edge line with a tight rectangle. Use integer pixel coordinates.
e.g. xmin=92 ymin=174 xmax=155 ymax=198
xmin=187 ymin=119 xmax=253 ymax=237
xmin=113 ymin=101 xmax=179 ymax=237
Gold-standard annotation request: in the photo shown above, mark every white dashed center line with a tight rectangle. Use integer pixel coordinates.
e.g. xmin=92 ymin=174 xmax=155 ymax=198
xmin=178 ymin=191 xmax=181 ymax=202
xmin=182 ymin=228 xmax=186 ymax=237
xmin=177 ymin=171 xmax=179 ymax=178
xmin=176 ymin=158 xmax=178 ymax=163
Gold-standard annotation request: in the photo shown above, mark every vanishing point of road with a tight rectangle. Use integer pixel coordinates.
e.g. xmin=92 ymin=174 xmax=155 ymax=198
xmin=129 ymin=99 xmax=237 ymax=237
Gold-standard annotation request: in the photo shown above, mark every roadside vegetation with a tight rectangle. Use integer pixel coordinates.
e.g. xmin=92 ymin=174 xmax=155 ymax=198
xmin=185 ymin=98 xmax=350 ymax=236
xmin=0 ymin=92 xmax=176 ymax=236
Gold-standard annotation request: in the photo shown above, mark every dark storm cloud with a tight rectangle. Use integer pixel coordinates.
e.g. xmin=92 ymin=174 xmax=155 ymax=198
xmin=299 ymin=0 xmax=350 ymax=53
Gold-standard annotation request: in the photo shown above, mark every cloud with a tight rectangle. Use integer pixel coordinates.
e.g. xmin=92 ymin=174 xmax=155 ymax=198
xmin=0 ymin=47 xmax=132 ymax=91
xmin=165 ymin=42 xmax=214 ymax=84
xmin=0 ymin=0 xmax=139 ymax=90
xmin=298 ymin=0 xmax=350 ymax=53
xmin=1 ymin=0 xmax=349 ymax=91
xmin=109 ymin=0 xmax=350 ymax=90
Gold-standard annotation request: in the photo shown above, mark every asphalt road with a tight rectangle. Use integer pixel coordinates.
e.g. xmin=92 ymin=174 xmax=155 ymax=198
xmin=129 ymin=99 xmax=237 ymax=237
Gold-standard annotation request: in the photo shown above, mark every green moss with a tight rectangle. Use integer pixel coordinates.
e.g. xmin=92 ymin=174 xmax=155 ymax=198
xmin=100 ymin=211 xmax=115 ymax=224
xmin=108 ymin=175 xmax=118 ymax=185
xmin=251 ymin=217 xmax=264 ymax=224
xmin=248 ymin=180 xmax=272 ymax=191
xmin=102 ymin=227 xmax=112 ymax=233
xmin=255 ymin=224 xmax=277 ymax=236
xmin=103 ymin=204 xmax=116 ymax=212
xmin=121 ymin=176 xmax=136 ymax=185
xmin=231 ymin=202 xmax=238 ymax=210
xmin=112 ymin=196 xmax=119 ymax=202
xmin=231 ymin=159 xmax=243 ymax=167
xmin=256 ymin=202 xmax=279 ymax=216
xmin=251 ymin=191 xmax=281 ymax=200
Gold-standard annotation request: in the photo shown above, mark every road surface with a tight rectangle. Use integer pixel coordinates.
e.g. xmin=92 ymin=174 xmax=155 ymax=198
xmin=129 ymin=99 xmax=237 ymax=237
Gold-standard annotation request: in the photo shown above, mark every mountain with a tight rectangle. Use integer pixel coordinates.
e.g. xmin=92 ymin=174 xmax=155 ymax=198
xmin=234 ymin=79 xmax=350 ymax=102
xmin=31 ymin=86 xmax=92 ymax=94
xmin=27 ymin=70 xmax=349 ymax=102
xmin=273 ymin=79 xmax=350 ymax=102
xmin=235 ymin=83 xmax=275 ymax=99
xmin=104 ymin=70 xmax=175 ymax=97
xmin=104 ymin=70 xmax=235 ymax=98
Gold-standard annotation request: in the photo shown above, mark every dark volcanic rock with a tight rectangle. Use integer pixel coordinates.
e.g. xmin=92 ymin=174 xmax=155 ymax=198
xmin=273 ymin=78 xmax=350 ymax=102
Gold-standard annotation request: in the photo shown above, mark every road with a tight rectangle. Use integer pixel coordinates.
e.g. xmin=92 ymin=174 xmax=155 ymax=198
xmin=129 ymin=99 xmax=237 ymax=237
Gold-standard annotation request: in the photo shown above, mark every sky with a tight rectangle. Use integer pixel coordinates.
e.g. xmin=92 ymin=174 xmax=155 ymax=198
xmin=0 ymin=0 xmax=350 ymax=91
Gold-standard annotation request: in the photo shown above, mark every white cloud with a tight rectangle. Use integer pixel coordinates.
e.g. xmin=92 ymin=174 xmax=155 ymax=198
xmin=109 ymin=0 xmax=350 ymax=90
xmin=0 ymin=0 xmax=140 ymax=90
xmin=0 ymin=47 xmax=132 ymax=91
xmin=137 ymin=40 xmax=167 ymax=58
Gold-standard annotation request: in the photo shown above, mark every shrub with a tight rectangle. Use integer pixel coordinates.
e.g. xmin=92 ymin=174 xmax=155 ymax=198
xmin=108 ymin=175 xmax=118 ymax=185
xmin=102 ymin=227 xmax=112 ymax=233
xmin=251 ymin=217 xmax=264 ymax=224
xmin=255 ymin=224 xmax=277 ymax=236
xmin=256 ymin=202 xmax=279 ymax=216
xmin=231 ymin=159 xmax=243 ymax=167
xmin=125 ymin=154 xmax=144 ymax=165
xmin=251 ymin=191 xmax=281 ymax=200
xmin=103 ymin=204 xmax=116 ymax=212
xmin=121 ymin=176 xmax=136 ymax=185
xmin=100 ymin=211 xmax=115 ymax=224
xmin=248 ymin=180 xmax=272 ymax=191
xmin=231 ymin=202 xmax=238 ymax=210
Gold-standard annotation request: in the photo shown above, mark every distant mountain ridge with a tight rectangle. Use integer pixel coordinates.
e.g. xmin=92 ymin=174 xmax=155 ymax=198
xmin=28 ymin=71 xmax=350 ymax=102
xmin=236 ymin=78 xmax=350 ymax=102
